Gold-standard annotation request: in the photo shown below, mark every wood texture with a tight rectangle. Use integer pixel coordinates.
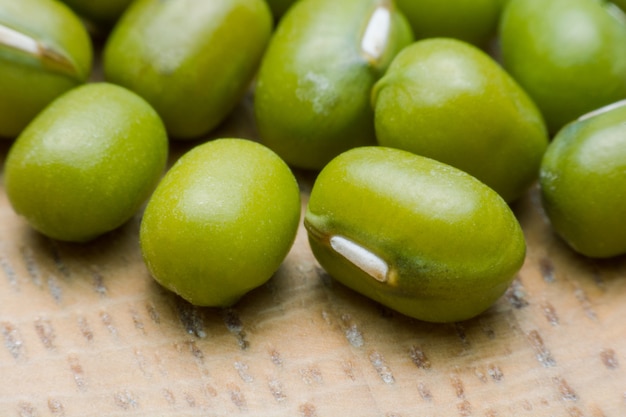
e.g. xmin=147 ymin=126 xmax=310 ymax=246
xmin=1 ymin=95 xmax=625 ymax=417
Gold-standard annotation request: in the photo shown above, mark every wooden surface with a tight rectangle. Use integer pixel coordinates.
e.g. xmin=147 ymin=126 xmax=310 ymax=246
xmin=1 ymin=94 xmax=626 ymax=417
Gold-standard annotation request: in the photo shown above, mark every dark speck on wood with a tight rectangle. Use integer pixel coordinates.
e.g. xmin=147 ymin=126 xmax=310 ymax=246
xmin=341 ymin=314 xmax=364 ymax=348
xmin=450 ymin=373 xmax=465 ymax=399
xmin=268 ymin=377 xmax=287 ymax=403
xmin=162 ymin=388 xmax=175 ymax=405
xmin=228 ymin=384 xmax=247 ymax=412
xmin=300 ymin=366 xmax=323 ymax=385
xmin=527 ymin=330 xmax=556 ymax=367
xmin=454 ymin=323 xmax=471 ymax=350
xmin=540 ymin=258 xmax=556 ymax=283
xmin=572 ymin=283 xmax=597 ymax=321
xmin=505 ymin=277 xmax=529 ymax=308
xmin=176 ymin=298 xmax=206 ymax=338
xmin=299 ymin=402 xmax=317 ymax=417
xmin=541 ymin=301 xmax=559 ymax=326
xmin=553 ymin=376 xmax=578 ymax=401
xmin=100 ymin=311 xmax=118 ymax=337
xmin=2 ymin=322 xmax=25 ymax=360
xmin=17 ymin=402 xmax=37 ymax=417
xmin=269 ymin=348 xmax=283 ymax=367
xmin=409 ymin=345 xmax=431 ymax=370
xmin=0 ymin=255 xmax=18 ymax=290
xmin=457 ymin=400 xmax=472 ymax=417
xmin=184 ymin=340 xmax=205 ymax=362
xmin=146 ymin=302 xmax=161 ymax=324
xmin=418 ymin=382 xmax=433 ymax=401
xmin=68 ymin=355 xmax=87 ymax=391
xmin=21 ymin=246 xmax=41 ymax=287
xmin=77 ymin=316 xmax=94 ymax=343
xmin=601 ymin=349 xmax=619 ymax=370
xmin=92 ymin=270 xmax=107 ymax=296
xmin=234 ymin=361 xmax=254 ymax=383
xmin=130 ymin=308 xmax=145 ymax=334
xmin=34 ymin=317 xmax=56 ymax=350
xmin=370 ymin=351 xmax=395 ymax=384
xmin=47 ymin=239 xmax=70 ymax=278
xmin=48 ymin=275 xmax=63 ymax=304
xmin=114 ymin=390 xmax=139 ymax=410
xmin=184 ymin=393 xmax=196 ymax=407
xmin=47 ymin=398 xmax=65 ymax=415
xmin=222 ymin=308 xmax=249 ymax=349
xmin=488 ymin=364 xmax=504 ymax=382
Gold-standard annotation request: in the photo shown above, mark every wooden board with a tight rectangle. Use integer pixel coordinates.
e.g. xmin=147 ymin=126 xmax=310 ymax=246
xmin=1 ymin=93 xmax=626 ymax=417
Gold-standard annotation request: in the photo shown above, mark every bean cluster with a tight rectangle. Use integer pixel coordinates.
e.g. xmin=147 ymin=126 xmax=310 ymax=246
xmin=1 ymin=0 xmax=625 ymax=322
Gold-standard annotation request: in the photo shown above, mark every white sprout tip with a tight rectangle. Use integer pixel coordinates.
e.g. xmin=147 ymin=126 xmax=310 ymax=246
xmin=361 ymin=5 xmax=391 ymax=64
xmin=330 ymin=235 xmax=389 ymax=283
xmin=0 ymin=24 xmax=40 ymax=56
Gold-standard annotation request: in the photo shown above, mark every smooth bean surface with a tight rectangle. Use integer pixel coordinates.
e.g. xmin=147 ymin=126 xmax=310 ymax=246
xmin=104 ymin=0 xmax=272 ymax=139
xmin=372 ymin=38 xmax=548 ymax=203
xmin=540 ymin=100 xmax=626 ymax=258
xmin=305 ymin=147 xmax=526 ymax=323
xmin=255 ymin=0 xmax=413 ymax=169
xmin=500 ymin=0 xmax=626 ymax=133
xmin=4 ymin=83 xmax=168 ymax=242
xmin=140 ymin=139 xmax=301 ymax=307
